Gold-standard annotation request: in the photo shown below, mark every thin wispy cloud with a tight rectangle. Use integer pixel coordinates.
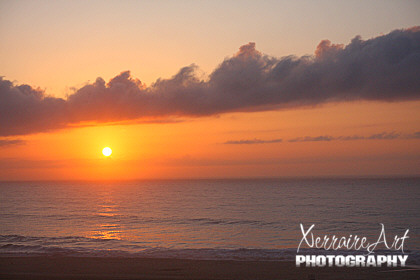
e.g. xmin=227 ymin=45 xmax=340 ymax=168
xmin=288 ymin=136 xmax=334 ymax=143
xmin=404 ymin=131 xmax=420 ymax=139
xmin=224 ymin=138 xmax=283 ymax=144
xmin=1 ymin=27 xmax=420 ymax=136
xmin=0 ymin=138 xmax=25 ymax=147
xmin=289 ymin=132 xmax=403 ymax=142
xmin=225 ymin=131 xmax=420 ymax=144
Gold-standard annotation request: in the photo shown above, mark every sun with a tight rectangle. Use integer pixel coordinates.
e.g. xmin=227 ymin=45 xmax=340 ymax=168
xmin=102 ymin=147 xmax=112 ymax=157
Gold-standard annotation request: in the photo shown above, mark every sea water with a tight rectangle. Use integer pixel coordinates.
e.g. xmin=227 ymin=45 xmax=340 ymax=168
xmin=1 ymin=178 xmax=419 ymax=262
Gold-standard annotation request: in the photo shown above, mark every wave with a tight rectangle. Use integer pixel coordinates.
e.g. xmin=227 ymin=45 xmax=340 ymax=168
xmin=1 ymin=235 xmax=419 ymax=264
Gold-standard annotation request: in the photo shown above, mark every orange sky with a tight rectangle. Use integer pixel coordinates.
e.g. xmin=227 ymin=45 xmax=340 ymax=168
xmin=1 ymin=1 xmax=419 ymax=180
xmin=1 ymin=100 xmax=419 ymax=180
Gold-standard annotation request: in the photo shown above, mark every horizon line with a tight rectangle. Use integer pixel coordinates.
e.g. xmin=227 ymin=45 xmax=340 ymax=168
xmin=1 ymin=175 xmax=419 ymax=183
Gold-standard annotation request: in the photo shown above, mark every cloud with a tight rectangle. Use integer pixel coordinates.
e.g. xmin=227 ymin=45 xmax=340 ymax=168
xmin=365 ymin=132 xmax=400 ymax=140
xmin=225 ymin=131 xmax=420 ymax=144
xmin=0 ymin=78 xmax=67 ymax=135
xmin=1 ymin=27 xmax=420 ymax=136
xmin=289 ymin=136 xmax=334 ymax=142
xmin=288 ymin=131 xmax=418 ymax=143
xmin=224 ymin=138 xmax=283 ymax=144
xmin=0 ymin=138 xmax=25 ymax=147
xmin=405 ymin=131 xmax=420 ymax=139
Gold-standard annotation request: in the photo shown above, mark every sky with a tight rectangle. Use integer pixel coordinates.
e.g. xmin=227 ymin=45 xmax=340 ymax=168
xmin=0 ymin=0 xmax=419 ymax=180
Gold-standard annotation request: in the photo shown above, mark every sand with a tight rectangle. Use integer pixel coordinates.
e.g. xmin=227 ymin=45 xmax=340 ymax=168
xmin=0 ymin=257 xmax=418 ymax=280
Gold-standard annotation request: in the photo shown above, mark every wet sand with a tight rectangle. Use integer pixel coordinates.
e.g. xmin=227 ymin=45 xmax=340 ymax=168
xmin=1 ymin=257 xmax=419 ymax=279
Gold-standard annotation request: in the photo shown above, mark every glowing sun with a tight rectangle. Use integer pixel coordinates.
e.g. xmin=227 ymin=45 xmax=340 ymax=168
xmin=102 ymin=147 xmax=112 ymax=157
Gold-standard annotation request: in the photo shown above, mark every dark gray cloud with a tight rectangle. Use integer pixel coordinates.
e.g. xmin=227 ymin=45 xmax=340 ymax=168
xmin=0 ymin=78 xmax=68 ymax=136
xmin=1 ymin=27 xmax=420 ymax=136
xmin=224 ymin=138 xmax=283 ymax=144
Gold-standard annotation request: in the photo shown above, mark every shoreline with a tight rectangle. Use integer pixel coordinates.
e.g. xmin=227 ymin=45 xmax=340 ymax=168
xmin=1 ymin=256 xmax=418 ymax=280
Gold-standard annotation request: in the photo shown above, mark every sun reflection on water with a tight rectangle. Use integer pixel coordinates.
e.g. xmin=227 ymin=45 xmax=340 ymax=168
xmin=87 ymin=189 xmax=124 ymax=240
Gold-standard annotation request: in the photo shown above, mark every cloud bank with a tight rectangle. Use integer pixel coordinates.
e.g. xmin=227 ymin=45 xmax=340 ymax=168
xmin=1 ymin=27 xmax=420 ymax=136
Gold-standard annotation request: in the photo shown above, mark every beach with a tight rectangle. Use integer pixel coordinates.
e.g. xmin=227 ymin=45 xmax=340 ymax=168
xmin=1 ymin=256 xmax=419 ymax=280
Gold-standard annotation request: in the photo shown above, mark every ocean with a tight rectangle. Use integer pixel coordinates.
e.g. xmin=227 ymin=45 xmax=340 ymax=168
xmin=1 ymin=178 xmax=419 ymax=263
